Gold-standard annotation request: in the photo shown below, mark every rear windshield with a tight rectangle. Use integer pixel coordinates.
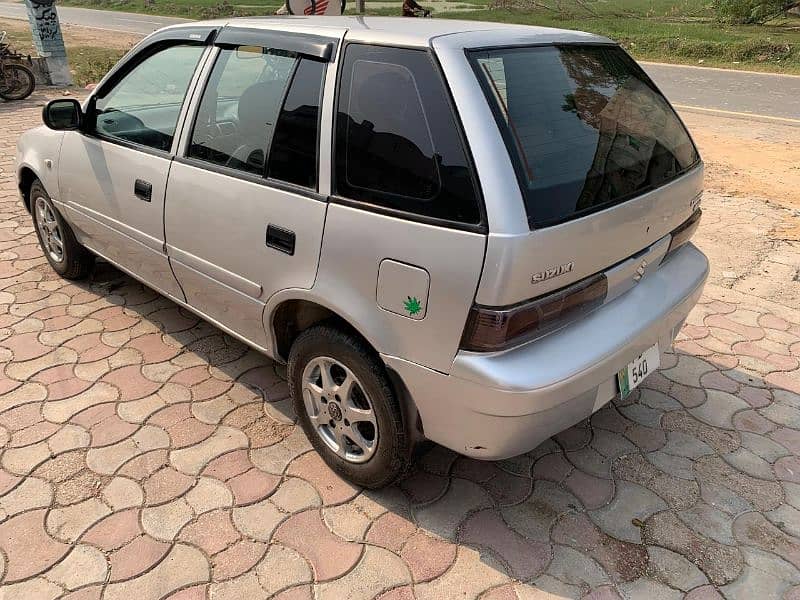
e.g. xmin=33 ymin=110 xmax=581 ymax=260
xmin=470 ymin=45 xmax=699 ymax=228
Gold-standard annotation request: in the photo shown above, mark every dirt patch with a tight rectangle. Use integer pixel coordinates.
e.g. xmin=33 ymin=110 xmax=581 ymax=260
xmin=679 ymin=108 xmax=800 ymax=307
xmin=0 ymin=16 xmax=140 ymax=51
xmin=0 ymin=17 xmax=137 ymax=85
xmin=680 ymin=110 xmax=800 ymax=241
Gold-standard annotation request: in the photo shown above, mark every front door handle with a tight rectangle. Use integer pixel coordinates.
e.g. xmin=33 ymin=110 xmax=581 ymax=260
xmin=134 ymin=179 xmax=152 ymax=202
xmin=266 ymin=224 xmax=295 ymax=255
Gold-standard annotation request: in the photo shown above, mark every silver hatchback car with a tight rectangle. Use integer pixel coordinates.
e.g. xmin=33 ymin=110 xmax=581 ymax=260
xmin=17 ymin=17 xmax=708 ymax=487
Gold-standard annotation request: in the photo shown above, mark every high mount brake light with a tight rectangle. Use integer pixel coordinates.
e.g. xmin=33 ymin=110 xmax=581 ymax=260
xmin=460 ymin=273 xmax=608 ymax=352
xmin=667 ymin=209 xmax=702 ymax=256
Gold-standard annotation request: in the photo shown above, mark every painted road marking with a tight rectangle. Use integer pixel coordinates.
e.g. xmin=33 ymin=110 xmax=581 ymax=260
xmin=642 ymin=61 xmax=800 ymax=79
xmin=115 ymin=17 xmax=172 ymax=24
xmin=673 ymin=104 xmax=800 ymax=124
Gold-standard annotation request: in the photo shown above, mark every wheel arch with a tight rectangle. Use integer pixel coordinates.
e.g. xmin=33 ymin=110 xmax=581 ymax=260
xmin=268 ymin=294 xmax=379 ymax=364
xmin=268 ymin=293 xmax=425 ymax=445
xmin=17 ymin=165 xmax=39 ymax=213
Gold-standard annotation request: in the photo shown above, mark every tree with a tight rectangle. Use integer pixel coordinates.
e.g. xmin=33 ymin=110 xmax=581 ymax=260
xmin=714 ymin=0 xmax=800 ymax=24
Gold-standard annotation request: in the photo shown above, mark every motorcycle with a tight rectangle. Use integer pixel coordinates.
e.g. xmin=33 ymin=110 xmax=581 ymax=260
xmin=0 ymin=32 xmax=36 ymax=101
xmin=402 ymin=0 xmax=431 ymax=17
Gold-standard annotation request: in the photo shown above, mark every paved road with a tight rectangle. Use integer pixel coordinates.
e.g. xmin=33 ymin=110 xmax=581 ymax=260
xmin=3 ymin=88 xmax=800 ymax=600
xmin=0 ymin=0 xmax=188 ymax=34
xmin=1 ymin=0 xmax=800 ymax=121
xmin=642 ymin=62 xmax=800 ymax=122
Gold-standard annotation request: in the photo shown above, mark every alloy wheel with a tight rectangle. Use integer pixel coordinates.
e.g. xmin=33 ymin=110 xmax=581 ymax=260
xmin=34 ymin=196 xmax=64 ymax=264
xmin=301 ymin=356 xmax=378 ymax=463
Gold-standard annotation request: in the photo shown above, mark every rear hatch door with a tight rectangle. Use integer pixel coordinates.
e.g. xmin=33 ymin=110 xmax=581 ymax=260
xmin=436 ymin=36 xmax=702 ymax=307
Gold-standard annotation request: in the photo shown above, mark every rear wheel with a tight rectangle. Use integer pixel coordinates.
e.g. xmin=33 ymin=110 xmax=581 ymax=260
xmin=288 ymin=324 xmax=412 ymax=488
xmin=30 ymin=180 xmax=94 ymax=280
xmin=0 ymin=63 xmax=35 ymax=101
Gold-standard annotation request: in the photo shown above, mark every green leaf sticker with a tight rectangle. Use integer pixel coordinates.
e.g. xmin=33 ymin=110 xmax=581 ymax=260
xmin=403 ymin=296 xmax=422 ymax=316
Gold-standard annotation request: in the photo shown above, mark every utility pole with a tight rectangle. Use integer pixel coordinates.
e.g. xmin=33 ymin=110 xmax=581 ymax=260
xmin=23 ymin=0 xmax=71 ymax=86
xmin=357 ymin=0 xmax=365 ymax=12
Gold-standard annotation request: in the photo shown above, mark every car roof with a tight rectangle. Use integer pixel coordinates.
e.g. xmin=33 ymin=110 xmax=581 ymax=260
xmin=170 ymin=16 xmax=612 ymax=48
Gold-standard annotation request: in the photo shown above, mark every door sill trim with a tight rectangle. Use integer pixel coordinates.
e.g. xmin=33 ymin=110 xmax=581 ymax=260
xmin=83 ymin=243 xmax=275 ymax=360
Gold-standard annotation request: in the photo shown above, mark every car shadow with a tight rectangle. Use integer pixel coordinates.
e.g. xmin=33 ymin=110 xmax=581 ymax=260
xmin=62 ymin=258 xmax=800 ymax=598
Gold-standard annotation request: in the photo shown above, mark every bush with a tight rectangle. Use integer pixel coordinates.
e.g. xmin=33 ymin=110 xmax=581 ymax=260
xmin=67 ymin=46 xmax=126 ymax=86
xmin=617 ymin=36 xmax=794 ymax=64
xmin=199 ymin=0 xmax=241 ymax=18
xmin=713 ymin=0 xmax=800 ymax=23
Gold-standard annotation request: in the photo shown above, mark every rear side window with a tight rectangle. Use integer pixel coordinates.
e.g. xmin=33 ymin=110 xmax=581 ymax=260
xmin=334 ymin=44 xmax=481 ymax=225
xmin=470 ymin=45 xmax=699 ymax=228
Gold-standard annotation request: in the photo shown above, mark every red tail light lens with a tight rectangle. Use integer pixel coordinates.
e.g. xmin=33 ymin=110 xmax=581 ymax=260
xmin=460 ymin=273 xmax=608 ymax=352
xmin=667 ymin=209 xmax=702 ymax=256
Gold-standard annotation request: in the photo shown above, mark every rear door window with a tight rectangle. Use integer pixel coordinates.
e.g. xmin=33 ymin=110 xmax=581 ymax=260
xmin=470 ymin=45 xmax=700 ymax=228
xmin=189 ymin=47 xmax=297 ymax=176
xmin=188 ymin=46 xmax=324 ymax=188
xmin=334 ymin=44 xmax=481 ymax=226
xmin=267 ymin=58 xmax=325 ymax=188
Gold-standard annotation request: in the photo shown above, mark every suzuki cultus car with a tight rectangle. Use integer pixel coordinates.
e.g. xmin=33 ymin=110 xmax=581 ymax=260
xmin=17 ymin=17 xmax=707 ymax=487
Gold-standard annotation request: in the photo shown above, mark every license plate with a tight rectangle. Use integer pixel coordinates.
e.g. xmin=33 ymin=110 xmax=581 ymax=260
xmin=617 ymin=343 xmax=660 ymax=399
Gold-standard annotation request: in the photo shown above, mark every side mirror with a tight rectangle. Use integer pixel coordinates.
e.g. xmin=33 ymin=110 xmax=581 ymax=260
xmin=42 ymin=98 xmax=83 ymax=131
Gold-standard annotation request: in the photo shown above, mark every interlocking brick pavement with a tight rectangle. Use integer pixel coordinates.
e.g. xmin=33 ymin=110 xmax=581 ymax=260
xmin=1 ymin=92 xmax=800 ymax=599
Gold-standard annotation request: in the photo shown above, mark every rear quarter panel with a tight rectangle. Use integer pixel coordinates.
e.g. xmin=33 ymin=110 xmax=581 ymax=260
xmin=267 ymin=203 xmax=487 ymax=374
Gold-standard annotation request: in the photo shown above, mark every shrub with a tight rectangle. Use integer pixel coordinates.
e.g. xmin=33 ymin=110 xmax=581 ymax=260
xmin=199 ymin=0 xmax=241 ymax=18
xmin=713 ymin=0 xmax=800 ymax=24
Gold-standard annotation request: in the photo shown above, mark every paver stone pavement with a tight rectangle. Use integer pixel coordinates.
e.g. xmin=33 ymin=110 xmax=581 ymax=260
xmin=1 ymin=92 xmax=800 ymax=599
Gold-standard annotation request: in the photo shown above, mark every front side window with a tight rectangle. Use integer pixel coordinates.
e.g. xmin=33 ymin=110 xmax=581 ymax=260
xmin=189 ymin=47 xmax=297 ymax=175
xmin=94 ymin=44 xmax=204 ymax=151
xmin=471 ymin=45 xmax=700 ymax=228
xmin=334 ymin=44 xmax=481 ymax=225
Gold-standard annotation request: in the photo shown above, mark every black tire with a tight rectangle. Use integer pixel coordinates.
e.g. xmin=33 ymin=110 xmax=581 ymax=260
xmin=30 ymin=179 xmax=94 ymax=280
xmin=288 ymin=324 xmax=413 ymax=488
xmin=0 ymin=63 xmax=35 ymax=101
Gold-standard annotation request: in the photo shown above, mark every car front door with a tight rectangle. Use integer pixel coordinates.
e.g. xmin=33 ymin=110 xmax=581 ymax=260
xmin=164 ymin=29 xmax=341 ymax=349
xmin=59 ymin=38 xmax=210 ymax=300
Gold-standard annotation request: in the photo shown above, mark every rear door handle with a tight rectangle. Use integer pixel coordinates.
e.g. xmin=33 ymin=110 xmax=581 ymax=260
xmin=134 ymin=179 xmax=152 ymax=202
xmin=266 ymin=224 xmax=295 ymax=256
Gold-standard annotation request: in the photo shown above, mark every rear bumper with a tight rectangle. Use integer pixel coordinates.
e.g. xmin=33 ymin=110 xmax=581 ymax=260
xmin=384 ymin=243 xmax=709 ymax=460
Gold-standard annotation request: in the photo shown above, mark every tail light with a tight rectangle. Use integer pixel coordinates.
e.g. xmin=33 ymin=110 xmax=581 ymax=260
xmin=667 ymin=209 xmax=702 ymax=256
xmin=461 ymin=208 xmax=700 ymax=353
xmin=460 ymin=273 xmax=608 ymax=352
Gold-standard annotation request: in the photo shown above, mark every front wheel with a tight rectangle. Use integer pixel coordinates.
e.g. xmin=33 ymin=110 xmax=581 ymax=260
xmin=0 ymin=63 xmax=35 ymax=101
xmin=288 ymin=324 xmax=412 ymax=488
xmin=30 ymin=180 xmax=94 ymax=279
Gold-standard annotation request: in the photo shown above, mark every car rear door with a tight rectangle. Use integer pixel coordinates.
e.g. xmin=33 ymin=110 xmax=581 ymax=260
xmin=164 ymin=27 xmax=342 ymax=350
xmin=59 ymin=31 xmax=214 ymax=300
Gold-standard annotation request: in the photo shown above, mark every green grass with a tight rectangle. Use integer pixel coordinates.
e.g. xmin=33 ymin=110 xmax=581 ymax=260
xmin=53 ymin=0 xmax=800 ymax=73
xmin=438 ymin=8 xmax=800 ymax=73
xmin=59 ymin=0 xmax=281 ymax=18
xmin=67 ymin=46 xmax=127 ymax=86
